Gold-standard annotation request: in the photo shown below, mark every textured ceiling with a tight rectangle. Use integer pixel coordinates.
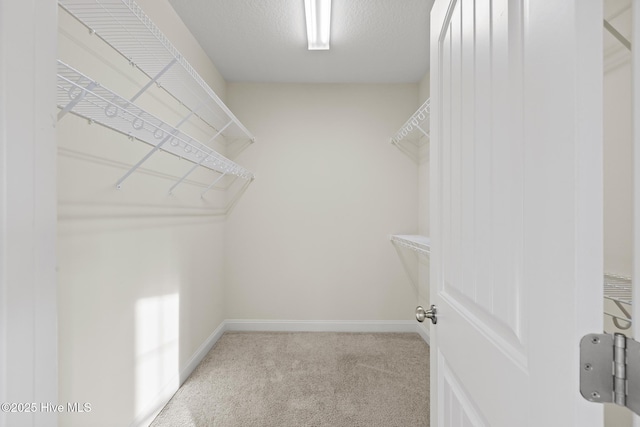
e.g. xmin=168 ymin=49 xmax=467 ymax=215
xmin=167 ymin=0 xmax=433 ymax=83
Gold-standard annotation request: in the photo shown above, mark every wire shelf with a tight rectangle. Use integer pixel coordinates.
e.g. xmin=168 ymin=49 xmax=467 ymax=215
xmin=390 ymin=235 xmax=431 ymax=256
xmin=603 ymin=274 xmax=632 ymax=331
xmin=391 ymin=98 xmax=430 ymax=147
xmin=604 ymin=274 xmax=632 ymax=305
xmin=57 ymin=60 xmax=253 ymax=181
xmin=58 ymin=0 xmax=254 ymax=143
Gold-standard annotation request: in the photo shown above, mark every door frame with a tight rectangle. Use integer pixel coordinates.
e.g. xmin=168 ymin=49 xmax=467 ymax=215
xmin=0 ymin=1 xmax=58 ymax=426
xmin=632 ymin=0 xmax=639 ymax=425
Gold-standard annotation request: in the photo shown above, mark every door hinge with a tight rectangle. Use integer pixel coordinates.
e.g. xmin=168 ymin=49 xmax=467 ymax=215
xmin=580 ymin=333 xmax=640 ymax=415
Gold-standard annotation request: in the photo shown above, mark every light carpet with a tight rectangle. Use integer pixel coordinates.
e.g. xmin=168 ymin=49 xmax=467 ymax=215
xmin=151 ymin=331 xmax=429 ymax=427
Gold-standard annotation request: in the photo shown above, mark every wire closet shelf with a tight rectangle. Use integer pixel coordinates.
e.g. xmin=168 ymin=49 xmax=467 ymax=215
xmin=604 ymin=274 xmax=632 ymax=331
xmin=58 ymin=0 xmax=255 ymax=144
xmin=391 ymin=98 xmax=430 ymax=147
xmin=390 ymin=235 xmax=431 ymax=256
xmin=57 ymin=61 xmax=253 ymax=185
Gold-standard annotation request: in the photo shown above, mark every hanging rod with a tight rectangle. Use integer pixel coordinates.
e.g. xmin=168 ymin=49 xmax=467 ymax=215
xmin=57 ymin=61 xmax=254 ymax=185
xmin=58 ymin=0 xmax=255 ymax=144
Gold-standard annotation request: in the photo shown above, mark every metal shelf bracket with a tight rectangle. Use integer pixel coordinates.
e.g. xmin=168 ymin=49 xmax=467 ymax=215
xmin=115 ymin=111 xmax=193 ymax=190
xmin=168 ymin=154 xmax=209 ymax=195
xmin=58 ymin=81 xmax=98 ymax=120
xmin=201 ymin=172 xmax=227 ymax=197
xmin=129 ymin=58 xmax=177 ymax=102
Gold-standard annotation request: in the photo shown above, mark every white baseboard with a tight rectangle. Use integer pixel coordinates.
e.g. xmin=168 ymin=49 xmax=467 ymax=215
xmin=416 ymin=323 xmax=430 ymax=345
xmin=179 ymin=321 xmax=227 ymax=384
xmin=224 ymin=319 xmax=417 ymax=333
xmin=129 ymin=321 xmax=227 ymax=427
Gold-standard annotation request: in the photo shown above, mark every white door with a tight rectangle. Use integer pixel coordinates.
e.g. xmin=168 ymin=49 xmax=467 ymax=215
xmin=430 ymin=0 xmax=604 ymax=426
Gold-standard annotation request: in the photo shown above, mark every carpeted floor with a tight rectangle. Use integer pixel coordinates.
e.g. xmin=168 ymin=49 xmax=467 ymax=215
xmin=151 ymin=332 xmax=430 ymax=427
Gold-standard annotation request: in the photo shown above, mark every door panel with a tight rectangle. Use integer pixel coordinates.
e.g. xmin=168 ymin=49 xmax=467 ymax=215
xmin=439 ymin=352 xmax=488 ymax=427
xmin=437 ymin=0 xmax=526 ymax=362
xmin=430 ymin=0 xmax=603 ymax=425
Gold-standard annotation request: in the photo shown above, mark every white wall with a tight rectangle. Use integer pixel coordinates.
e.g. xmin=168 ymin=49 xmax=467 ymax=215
xmin=418 ymin=72 xmax=430 ymax=236
xmin=224 ymin=83 xmax=419 ymax=321
xmin=1 ymin=1 xmax=58 ymax=426
xmin=418 ymin=72 xmax=430 ymax=109
xmin=417 ymin=72 xmax=431 ymax=334
xmin=57 ymin=1 xmax=231 ymax=426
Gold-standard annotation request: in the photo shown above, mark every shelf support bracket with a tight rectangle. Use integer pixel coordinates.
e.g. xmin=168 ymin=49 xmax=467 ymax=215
xmin=168 ymin=117 xmax=233 ymax=194
xmin=57 ymin=81 xmax=98 ymax=121
xmin=169 ymin=113 xmax=233 ymax=195
xmin=115 ymin=111 xmax=195 ymax=189
xmin=416 ymin=124 xmax=429 ymax=138
xmin=207 ymin=120 xmax=234 ymax=144
xmin=116 ymin=135 xmax=172 ymax=190
xmin=168 ymin=153 xmax=209 ymax=195
xmin=129 ymin=58 xmax=178 ymax=102
xmin=604 ymin=19 xmax=631 ymax=51
xmin=201 ymin=172 xmax=227 ymax=197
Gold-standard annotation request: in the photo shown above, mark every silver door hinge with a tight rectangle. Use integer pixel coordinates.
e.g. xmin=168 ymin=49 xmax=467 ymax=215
xmin=580 ymin=333 xmax=640 ymax=415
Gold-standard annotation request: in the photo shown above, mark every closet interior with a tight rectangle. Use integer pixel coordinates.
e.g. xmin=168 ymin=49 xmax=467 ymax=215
xmin=389 ymin=96 xmax=432 ymax=326
xmin=603 ymin=0 xmax=633 ymax=425
xmin=18 ymin=0 xmax=638 ymax=423
xmin=55 ymin=0 xmax=428 ymax=425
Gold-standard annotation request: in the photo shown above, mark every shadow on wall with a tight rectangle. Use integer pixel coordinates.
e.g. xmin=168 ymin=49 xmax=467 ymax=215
xmin=56 ymin=142 xmax=254 ymax=221
xmin=391 ymin=243 xmax=430 ymax=305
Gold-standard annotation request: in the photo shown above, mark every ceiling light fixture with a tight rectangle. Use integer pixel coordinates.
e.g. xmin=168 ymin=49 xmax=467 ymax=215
xmin=304 ymin=0 xmax=331 ymax=50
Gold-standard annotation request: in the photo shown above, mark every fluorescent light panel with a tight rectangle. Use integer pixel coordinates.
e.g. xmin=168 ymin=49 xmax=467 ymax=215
xmin=304 ymin=0 xmax=331 ymax=50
